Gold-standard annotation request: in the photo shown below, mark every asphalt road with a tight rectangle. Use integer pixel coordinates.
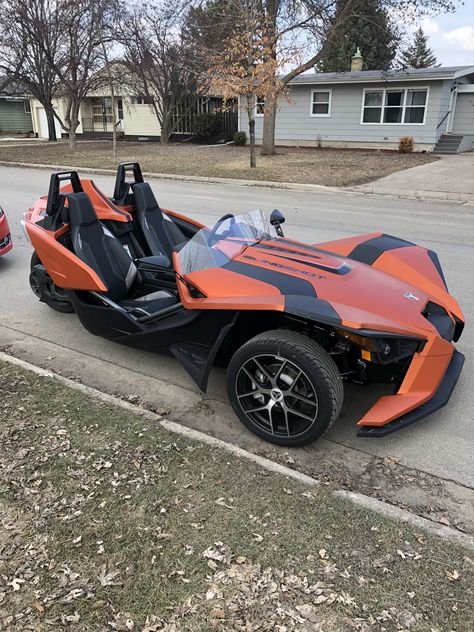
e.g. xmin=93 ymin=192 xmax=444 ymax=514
xmin=0 ymin=165 xmax=473 ymax=490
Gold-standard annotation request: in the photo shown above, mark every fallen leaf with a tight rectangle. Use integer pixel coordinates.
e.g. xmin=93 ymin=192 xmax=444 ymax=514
xmin=211 ymin=608 xmax=225 ymax=619
xmin=446 ymin=569 xmax=460 ymax=581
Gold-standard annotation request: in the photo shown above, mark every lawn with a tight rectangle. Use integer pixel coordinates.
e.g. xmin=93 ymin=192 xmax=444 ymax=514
xmin=0 ymin=140 xmax=437 ymax=187
xmin=0 ymin=359 xmax=472 ymax=631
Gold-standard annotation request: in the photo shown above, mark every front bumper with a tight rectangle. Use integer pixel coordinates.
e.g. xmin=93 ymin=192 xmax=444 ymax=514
xmin=358 ymin=349 xmax=465 ymax=437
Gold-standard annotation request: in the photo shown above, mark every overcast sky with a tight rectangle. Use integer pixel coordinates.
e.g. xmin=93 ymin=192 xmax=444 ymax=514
xmin=412 ymin=4 xmax=474 ymax=66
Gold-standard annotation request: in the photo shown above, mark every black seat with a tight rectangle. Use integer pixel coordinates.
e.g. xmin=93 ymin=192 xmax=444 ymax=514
xmin=68 ymin=192 xmax=177 ymax=313
xmin=132 ymin=182 xmax=187 ymax=258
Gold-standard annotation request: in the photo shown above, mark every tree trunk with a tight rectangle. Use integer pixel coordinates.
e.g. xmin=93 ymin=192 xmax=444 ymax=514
xmin=68 ymin=101 xmax=81 ymax=150
xmin=261 ymin=94 xmax=277 ymax=156
xmin=69 ymin=126 xmax=77 ymax=150
xmin=111 ymin=93 xmax=117 ymax=161
xmin=45 ymin=106 xmax=57 ymax=141
xmin=246 ymin=95 xmax=256 ymax=168
xmin=100 ymin=37 xmax=117 ymax=161
xmin=160 ymin=118 xmax=171 ymax=144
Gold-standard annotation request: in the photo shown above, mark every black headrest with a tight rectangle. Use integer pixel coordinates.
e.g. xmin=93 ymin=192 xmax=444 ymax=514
xmin=131 ymin=182 xmax=161 ymax=213
xmin=68 ymin=192 xmax=100 ymax=228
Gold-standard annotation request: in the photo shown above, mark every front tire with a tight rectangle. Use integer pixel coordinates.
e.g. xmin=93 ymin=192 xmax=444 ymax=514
xmin=226 ymin=329 xmax=343 ymax=447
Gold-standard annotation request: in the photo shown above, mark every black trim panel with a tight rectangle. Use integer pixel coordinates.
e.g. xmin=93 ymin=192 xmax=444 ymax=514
xmin=224 ymin=260 xmax=317 ymax=297
xmin=357 ymin=350 xmax=464 ymax=437
xmin=427 ymin=249 xmax=448 ymax=290
xmin=254 ymin=243 xmax=351 ymax=275
xmin=348 ymin=234 xmax=415 ymax=266
xmin=284 ymin=295 xmax=341 ymax=325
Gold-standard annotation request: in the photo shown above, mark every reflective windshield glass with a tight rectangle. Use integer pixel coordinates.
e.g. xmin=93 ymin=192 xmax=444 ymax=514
xmin=178 ymin=210 xmax=280 ymax=275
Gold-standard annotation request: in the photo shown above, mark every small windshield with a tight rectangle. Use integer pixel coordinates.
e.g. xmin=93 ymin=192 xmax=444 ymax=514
xmin=178 ymin=209 xmax=280 ymax=275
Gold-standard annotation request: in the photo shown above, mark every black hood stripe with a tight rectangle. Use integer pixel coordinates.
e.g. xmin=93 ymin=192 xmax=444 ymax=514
xmin=255 ymin=246 xmax=352 ymax=276
xmin=348 ymin=234 xmax=414 ymax=266
xmin=224 ymin=260 xmax=317 ymax=297
xmin=427 ymin=249 xmax=448 ymax=290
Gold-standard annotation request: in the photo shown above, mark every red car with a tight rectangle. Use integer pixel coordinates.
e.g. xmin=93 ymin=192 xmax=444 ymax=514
xmin=0 ymin=206 xmax=13 ymax=255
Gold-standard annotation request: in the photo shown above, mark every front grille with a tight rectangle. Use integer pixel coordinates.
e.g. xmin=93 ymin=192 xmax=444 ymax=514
xmin=0 ymin=233 xmax=11 ymax=248
xmin=423 ymin=301 xmax=455 ymax=341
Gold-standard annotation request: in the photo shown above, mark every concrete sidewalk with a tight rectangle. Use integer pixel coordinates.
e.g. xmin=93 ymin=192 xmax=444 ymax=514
xmin=349 ymin=153 xmax=474 ymax=204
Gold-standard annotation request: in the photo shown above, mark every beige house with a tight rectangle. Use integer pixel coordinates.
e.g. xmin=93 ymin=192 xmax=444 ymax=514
xmin=30 ymin=81 xmax=236 ymax=141
xmin=30 ymin=92 xmax=162 ymax=140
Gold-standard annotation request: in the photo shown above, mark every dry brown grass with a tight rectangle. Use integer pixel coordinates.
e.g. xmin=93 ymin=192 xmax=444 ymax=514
xmin=1 ymin=360 xmax=472 ymax=631
xmin=0 ymin=140 xmax=438 ymax=187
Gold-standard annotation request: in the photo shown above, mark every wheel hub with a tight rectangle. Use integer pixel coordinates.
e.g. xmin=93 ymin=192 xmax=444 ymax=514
xmin=235 ymin=354 xmax=319 ymax=438
xmin=270 ymin=388 xmax=284 ymax=402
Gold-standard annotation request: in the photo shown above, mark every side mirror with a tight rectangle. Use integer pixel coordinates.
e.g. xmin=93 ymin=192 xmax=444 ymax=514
xmin=270 ymin=209 xmax=285 ymax=236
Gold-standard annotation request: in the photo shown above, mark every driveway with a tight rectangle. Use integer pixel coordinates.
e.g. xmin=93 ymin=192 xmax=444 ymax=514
xmin=352 ymin=152 xmax=474 ymax=204
xmin=1 ymin=165 xmax=473 ymax=530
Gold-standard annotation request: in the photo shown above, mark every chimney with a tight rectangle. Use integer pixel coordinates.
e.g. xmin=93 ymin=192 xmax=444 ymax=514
xmin=351 ymin=47 xmax=363 ymax=72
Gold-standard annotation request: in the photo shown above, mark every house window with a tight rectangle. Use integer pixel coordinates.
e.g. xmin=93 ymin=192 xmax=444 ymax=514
xmin=384 ymin=90 xmax=403 ymax=123
xmin=310 ymin=90 xmax=332 ymax=117
xmin=404 ymin=89 xmax=427 ymax=123
xmin=362 ymin=91 xmax=383 ymax=122
xmin=361 ymin=87 xmax=428 ymax=124
xmin=117 ymin=98 xmax=123 ymax=120
xmin=24 ymin=100 xmax=31 ymax=114
xmin=255 ymin=96 xmax=265 ymax=116
xmin=131 ymin=95 xmax=154 ymax=105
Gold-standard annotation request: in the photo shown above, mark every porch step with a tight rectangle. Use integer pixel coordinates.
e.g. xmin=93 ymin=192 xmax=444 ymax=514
xmin=433 ymin=134 xmax=463 ymax=154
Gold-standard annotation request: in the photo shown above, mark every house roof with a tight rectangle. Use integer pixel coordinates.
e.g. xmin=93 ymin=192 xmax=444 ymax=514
xmin=290 ymin=66 xmax=474 ymax=86
xmin=0 ymin=77 xmax=29 ymax=98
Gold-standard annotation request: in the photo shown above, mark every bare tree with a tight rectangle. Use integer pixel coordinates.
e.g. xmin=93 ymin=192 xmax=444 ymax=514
xmin=206 ymin=0 xmax=297 ymax=168
xmin=0 ymin=0 xmax=62 ymax=141
xmin=120 ymin=1 xmax=206 ymax=144
xmin=46 ymin=0 xmax=112 ymax=149
xmin=98 ymin=1 xmax=122 ymax=160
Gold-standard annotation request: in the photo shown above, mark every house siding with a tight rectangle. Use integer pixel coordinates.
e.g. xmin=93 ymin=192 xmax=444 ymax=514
xmin=239 ymin=80 xmax=451 ymax=149
xmin=123 ymin=101 xmax=161 ymax=137
xmin=0 ymin=99 xmax=33 ymax=132
xmin=452 ymin=93 xmax=474 ymax=134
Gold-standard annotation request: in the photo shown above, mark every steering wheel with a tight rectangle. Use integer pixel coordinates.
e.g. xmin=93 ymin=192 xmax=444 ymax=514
xmin=208 ymin=213 xmax=235 ymax=245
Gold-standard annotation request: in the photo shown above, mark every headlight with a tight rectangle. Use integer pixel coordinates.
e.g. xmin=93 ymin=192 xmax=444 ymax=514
xmin=334 ymin=328 xmax=424 ymax=364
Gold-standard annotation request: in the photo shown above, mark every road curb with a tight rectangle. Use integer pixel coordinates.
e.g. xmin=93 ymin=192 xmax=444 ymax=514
xmin=1 ymin=159 xmax=473 ymax=204
xmin=0 ymin=160 xmax=341 ymax=194
xmin=347 ymin=184 xmax=474 ymax=206
xmin=2 ymin=350 xmax=473 ymax=551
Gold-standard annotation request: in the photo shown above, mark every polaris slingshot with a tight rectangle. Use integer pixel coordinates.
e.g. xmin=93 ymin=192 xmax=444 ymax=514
xmin=23 ymin=164 xmax=465 ymax=447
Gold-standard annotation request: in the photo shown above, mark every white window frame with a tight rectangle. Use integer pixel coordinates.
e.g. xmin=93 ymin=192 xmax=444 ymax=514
xmin=360 ymin=86 xmax=429 ymax=125
xmin=24 ymin=100 xmax=31 ymax=114
xmin=255 ymin=96 xmax=265 ymax=117
xmin=310 ymin=89 xmax=332 ymax=117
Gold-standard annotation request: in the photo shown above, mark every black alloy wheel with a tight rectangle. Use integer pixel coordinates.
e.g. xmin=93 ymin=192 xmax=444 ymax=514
xmin=227 ymin=329 xmax=343 ymax=447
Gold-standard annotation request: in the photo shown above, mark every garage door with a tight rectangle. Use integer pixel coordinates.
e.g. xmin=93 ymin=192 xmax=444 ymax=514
xmin=37 ymin=107 xmax=62 ymax=139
